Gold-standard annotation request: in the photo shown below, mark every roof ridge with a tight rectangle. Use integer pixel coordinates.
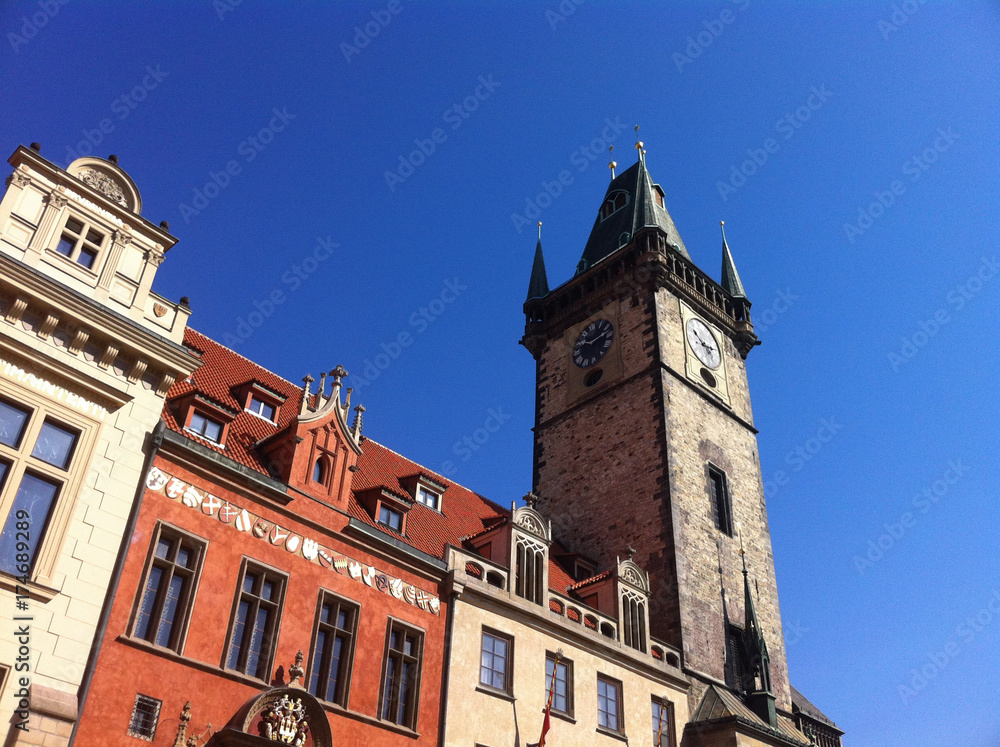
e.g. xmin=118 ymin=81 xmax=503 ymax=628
xmin=362 ymin=437 xmax=487 ymax=498
xmin=187 ymin=328 xmax=303 ymax=392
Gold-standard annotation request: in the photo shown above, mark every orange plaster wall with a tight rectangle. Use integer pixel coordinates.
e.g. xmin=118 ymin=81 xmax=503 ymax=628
xmin=76 ymin=453 xmax=447 ymax=746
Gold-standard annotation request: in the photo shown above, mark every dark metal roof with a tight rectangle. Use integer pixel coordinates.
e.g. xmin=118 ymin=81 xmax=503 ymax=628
xmin=721 ymin=224 xmax=747 ymax=299
xmin=577 ymin=156 xmax=690 ymax=274
xmin=526 ymin=239 xmax=550 ymax=300
xmin=790 ymin=685 xmax=842 ymax=731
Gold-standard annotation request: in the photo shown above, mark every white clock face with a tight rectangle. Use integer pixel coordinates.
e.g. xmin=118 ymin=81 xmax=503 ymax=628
xmin=686 ymin=318 xmax=721 ymax=369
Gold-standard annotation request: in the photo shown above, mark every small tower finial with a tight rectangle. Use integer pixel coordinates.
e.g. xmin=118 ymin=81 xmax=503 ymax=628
xmin=300 ymin=375 xmax=314 ymax=414
xmin=523 ymin=491 xmax=538 ymax=509
xmin=289 ymin=650 xmax=305 ymax=687
xmin=609 ymin=145 xmax=617 ymax=179
xmin=625 ymin=544 xmax=637 ymax=560
xmin=537 ymin=221 xmax=542 ymax=241
xmin=351 ymin=404 xmax=365 ymax=439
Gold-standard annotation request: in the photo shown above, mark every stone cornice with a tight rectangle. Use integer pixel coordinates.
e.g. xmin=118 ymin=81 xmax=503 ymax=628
xmin=0 ymin=252 xmax=198 ymax=380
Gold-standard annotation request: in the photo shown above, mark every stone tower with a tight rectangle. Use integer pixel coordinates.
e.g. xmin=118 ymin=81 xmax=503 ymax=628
xmin=521 ymin=148 xmax=791 ymax=720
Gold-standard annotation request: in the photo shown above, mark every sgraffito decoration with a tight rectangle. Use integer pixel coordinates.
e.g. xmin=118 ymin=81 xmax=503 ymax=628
xmin=145 ymin=466 xmax=441 ymax=616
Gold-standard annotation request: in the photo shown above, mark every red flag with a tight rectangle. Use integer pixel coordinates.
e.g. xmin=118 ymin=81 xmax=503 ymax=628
xmin=538 ymin=655 xmax=560 ymax=747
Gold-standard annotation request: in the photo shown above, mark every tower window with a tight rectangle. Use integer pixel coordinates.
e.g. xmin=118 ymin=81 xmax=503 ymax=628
xmin=708 ymin=466 xmax=733 ymax=536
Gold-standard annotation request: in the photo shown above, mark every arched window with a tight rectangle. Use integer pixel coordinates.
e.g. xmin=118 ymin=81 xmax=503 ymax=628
xmin=621 ymin=589 xmax=647 ymax=652
xmin=312 ymin=457 xmax=326 ymax=484
xmin=514 ymin=535 xmax=545 ymax=605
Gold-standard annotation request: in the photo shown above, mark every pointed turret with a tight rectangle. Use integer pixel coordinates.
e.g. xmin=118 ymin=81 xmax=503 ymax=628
xmin=720 ymin=221 xmax=747 ymax=299
xmin=526 ymin=224 xmax=550 ymax=301
xmin=577 ymin=152 xmax=689 ymax=274
xmin=739 ymin=533 xmax=777 ymax=727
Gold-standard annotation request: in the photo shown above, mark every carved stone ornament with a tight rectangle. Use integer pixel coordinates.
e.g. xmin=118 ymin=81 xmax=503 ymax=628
xmin=44 ymin=192 xmax=68 ymax=209
xmin=516 ymin=513 xmax=544 ymax=536
xmin=78 ymin=168 xmax=128 ymax=206
xmin=621 ymin=566 xmax=642 ymax=587
xmin=6 ymin=171 xmax=29 ymax=188
xmin=153 ymin=303 xmax=168 ymax=318
xmin=257 ymin=694 xmax=310 ymax=746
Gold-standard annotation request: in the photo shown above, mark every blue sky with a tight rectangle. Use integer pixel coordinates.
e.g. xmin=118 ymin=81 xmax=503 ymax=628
xmin=3 ymin=2 xmax=998 ymax=744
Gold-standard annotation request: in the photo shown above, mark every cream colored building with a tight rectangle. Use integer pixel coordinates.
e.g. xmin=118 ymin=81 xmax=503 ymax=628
xmin=442 ymin=501 xmax=690 ymax=747
xmin=0 ymin=144 xmax=198 ymax=745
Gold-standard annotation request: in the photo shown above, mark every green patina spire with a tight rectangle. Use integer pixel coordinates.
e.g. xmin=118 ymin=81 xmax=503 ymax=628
xmin=720 ymin=221 xmax=747 ymax=299
xmin=526 ymin=223 xmax=549 ymax=301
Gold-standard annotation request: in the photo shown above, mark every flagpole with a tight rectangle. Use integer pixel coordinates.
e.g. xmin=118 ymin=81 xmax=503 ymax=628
xmin=537 ymin=650 xmax=562 ymax=747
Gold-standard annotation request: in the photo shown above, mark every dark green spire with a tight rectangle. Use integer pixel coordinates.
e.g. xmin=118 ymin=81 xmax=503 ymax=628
xmin=740 ymin=542 xmax=776 ymax=727
xmin=526 ymin=230 xmax=549 ymax=301
xmin=720 ymin=221 xmax=747 ymax=299
xmin=576 ymin=154 xmax=690 ymax=275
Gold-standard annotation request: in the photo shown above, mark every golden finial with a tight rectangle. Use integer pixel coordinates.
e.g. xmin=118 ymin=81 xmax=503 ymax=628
xmin=537 ymin=222 xmax=542 ymax=241
xmin=609 ymin=145 xmax=617 ymax=179
xmin=736 ymin=521 xmax=744 ymax=554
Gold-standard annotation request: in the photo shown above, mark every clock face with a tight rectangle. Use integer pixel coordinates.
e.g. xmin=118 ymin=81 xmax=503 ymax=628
xmin=686 ymin=318 xmax=721 ymax=369
xmin=573 ymin=319 xmax=615 ymax=368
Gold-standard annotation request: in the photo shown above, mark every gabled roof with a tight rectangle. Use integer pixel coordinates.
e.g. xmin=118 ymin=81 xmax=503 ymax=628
xmin=577 ymin=156 xmax=690 ymax=273
xmin=163 ymin=329 xmax=305 ymax=472
xmin=162 ymin=328 xmax=611 ymax=593
xmin=691 ymin=685 xmax=810 ymax=746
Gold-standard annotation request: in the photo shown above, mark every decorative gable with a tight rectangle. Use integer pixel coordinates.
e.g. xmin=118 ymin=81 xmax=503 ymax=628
xmin=257 ymin=365 xmax=363 ymax=507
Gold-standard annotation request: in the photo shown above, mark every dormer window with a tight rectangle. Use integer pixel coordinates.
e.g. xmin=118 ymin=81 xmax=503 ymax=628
xmin=247 ymin=395 xmax=276 ymax=422
xmin=600 ymin=191 xmax=629 ymax=221
xmin=378 ymin=505 xmax=403 ymax=532
xmin=187 ymin=412 xmax=223 ymax=443
xmin=54 ymin=216 xmax=104 ymax=270
xmin=416 ymin=485 xmax=439 ymax=511
xmin=400 ymin=472 xmax=447 ymax=513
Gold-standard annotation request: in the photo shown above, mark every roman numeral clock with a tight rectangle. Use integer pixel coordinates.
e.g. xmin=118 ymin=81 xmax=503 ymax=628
xmin=562 ymin=311 xmax=625 ymax=402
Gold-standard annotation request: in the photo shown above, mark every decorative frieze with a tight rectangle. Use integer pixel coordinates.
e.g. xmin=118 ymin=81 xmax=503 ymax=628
xmin=145 ymin=466 xmax=442 ymax=616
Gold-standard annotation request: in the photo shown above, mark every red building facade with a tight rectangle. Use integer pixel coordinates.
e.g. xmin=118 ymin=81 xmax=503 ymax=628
xmin=75 ymin=330 xmax=504 ymax=746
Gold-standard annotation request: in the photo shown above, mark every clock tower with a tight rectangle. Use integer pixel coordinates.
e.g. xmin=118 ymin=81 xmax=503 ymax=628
xmin=521 ymin=147 xmax=794 ymax=726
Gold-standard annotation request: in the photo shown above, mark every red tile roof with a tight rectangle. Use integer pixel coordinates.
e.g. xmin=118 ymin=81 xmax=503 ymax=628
xmin=164 ymin=329 xmax=602 ymax=594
